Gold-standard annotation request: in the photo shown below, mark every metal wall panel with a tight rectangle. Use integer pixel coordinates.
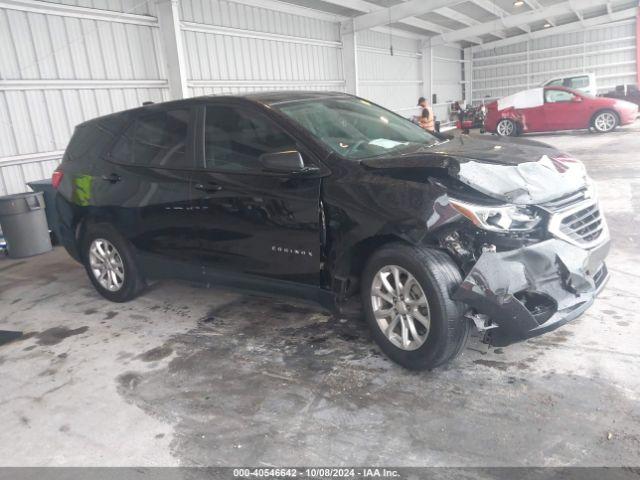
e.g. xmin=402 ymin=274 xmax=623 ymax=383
xmin=472 ymin=20 xmax=638 ymax=103
xmin=180 ymin=0 xmax=344 ymax=96
xmin=44 ymin=0 xmax=157 ymax=16
xmin=356 ymin=29 xmax=422 ymax=116
xmin=0 ymin=0 xmax=167 ymax=195
xmin=432 ymin=44 xmax=463 ymax=124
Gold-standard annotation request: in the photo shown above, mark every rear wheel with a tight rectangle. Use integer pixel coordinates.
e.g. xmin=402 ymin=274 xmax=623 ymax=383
xmin=496 ymin=118 xmax=518 ymax=136
xmin=361 ymin=243 xmax=470 ymax=370
xmin=592 ymin=110 xmax=618 ymax=133
xmin=81 ymin=223 xmax=145 ymax=302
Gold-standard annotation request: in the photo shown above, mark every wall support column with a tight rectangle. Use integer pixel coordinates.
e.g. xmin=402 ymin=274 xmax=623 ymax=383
xmin=341 ymin=20 xmax=358 ymax=95
xmin=636 ymin=6 xmax=640 ymax=86
xmin=156 ymin=0 xmax=188 ymax=99
xmin=420 ymin=39 xmax=433 ymax=103
xmin=463 ymin=47 xmax=473 ymax=105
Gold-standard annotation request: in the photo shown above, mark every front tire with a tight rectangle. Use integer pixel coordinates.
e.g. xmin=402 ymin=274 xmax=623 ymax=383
xmin=592 ymin=110 xmax=618 ymax=133
xmin=81 ymin=223 xmax=145 ymax=302
xmin=496 ymin=118 xmax=518 ymax=136
xmin=361 ymin=243 xmax=470 ymax=370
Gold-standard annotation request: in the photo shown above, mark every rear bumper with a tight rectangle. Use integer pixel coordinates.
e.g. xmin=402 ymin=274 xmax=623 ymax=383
xmin=453 ymin=237 xmax=610 ymax=347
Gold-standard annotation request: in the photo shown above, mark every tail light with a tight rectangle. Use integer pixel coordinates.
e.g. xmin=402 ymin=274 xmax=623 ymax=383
xmin=52 ymin=169 xmax=64 ymax=189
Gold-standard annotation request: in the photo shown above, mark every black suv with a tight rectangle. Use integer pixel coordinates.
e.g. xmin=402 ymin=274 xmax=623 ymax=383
xmin=54 ymin=92 xmax=610 ymax=370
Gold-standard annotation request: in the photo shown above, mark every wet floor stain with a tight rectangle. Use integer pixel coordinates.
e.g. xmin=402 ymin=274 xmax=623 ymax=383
xmin=36 ymin=326 xmax=89 ymax=346
xmin=117 ymin=372 xmax=143 ymax=391
xmin=137 ymin=345 xmax=173 ymax=362
xmin=104 ymin=311 xmax=119 ymax=320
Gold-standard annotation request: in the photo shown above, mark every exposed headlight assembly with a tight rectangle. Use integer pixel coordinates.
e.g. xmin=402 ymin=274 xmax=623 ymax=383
xmin=449 ymin=198 xmax=541 ymax=232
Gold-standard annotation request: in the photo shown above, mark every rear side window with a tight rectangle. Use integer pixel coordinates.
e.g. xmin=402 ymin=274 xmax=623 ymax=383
xmin=64 ymin=116 xmax=127 ymax=164
xmin=111 ymin=109 xmax=191 ymax=168
xmin=565 ymin=76 xmax=589 ymax=89
xmin=203 ymin=105 xmax=296 ymax=172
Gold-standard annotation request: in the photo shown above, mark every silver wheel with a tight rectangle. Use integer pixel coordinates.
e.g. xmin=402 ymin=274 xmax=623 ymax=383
xmin=89 ymin=238 xmax=125 ymax=292
xmin=594 ymin=112 xmax=616 ymax=132
xmin=370 ymin=265 xmax=431 ymax=351
xmin=496 ymin=119 xmax=515 ymax=136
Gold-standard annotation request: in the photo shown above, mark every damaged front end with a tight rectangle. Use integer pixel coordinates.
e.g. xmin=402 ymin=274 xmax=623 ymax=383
xmin=442 ymin=169 xmax=610 ymax=346
xmin=453 ymin=237 xmax=609 ymax=346
xmin=361 ymin=137 xmax=611 ymax=346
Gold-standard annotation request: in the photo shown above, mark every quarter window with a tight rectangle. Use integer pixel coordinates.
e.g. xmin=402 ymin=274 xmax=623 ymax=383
xmin=111 ymin=109 xmax=191 ymax=168
xmin=203 ymin=105 xmax=296 ymax=172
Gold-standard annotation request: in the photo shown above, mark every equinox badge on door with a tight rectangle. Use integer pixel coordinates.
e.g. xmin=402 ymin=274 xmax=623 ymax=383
xmin=272 ymin=245 xmax=313 ymax=257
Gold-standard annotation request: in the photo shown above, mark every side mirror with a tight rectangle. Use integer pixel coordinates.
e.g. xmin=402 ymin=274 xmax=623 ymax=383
xmin=260 ymin=150 xmax=305 ymax=174
xmin=571 ymin=96 xmax=583 ymax=103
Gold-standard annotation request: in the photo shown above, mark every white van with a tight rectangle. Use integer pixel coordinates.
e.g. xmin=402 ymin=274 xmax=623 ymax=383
xmin=542 ymin=73 xmax=597 ymax=96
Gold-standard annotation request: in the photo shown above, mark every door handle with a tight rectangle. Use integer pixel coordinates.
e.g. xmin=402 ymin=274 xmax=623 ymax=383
xmin=101 ymin=173 xmax=121 ymax=183
xmin=194 ymin=183 xmax=222 ymax=193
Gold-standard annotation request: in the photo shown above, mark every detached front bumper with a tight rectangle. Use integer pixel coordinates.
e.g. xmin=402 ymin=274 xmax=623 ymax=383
xmin=453 ymin=237 xmax=610 ymax=347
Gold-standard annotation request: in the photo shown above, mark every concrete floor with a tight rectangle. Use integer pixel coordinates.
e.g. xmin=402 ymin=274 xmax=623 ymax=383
xmin=1 ymin=122 xmax=640 ymax=467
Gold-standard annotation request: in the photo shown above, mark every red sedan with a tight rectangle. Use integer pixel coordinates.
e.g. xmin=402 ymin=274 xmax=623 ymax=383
xmin=484 ymin=86 xmax=638 ymax=136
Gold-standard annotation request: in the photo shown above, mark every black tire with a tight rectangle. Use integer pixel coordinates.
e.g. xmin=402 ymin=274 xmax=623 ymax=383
xmin=361 ymin=243 xmax=470 ymax=370
xmin=81 ymin=223 xmax=145 ymax=302
xmin=496 ymin=118 xmax=519 ymax=137
xmin=591 ymin=110 xmax=618 ymax=133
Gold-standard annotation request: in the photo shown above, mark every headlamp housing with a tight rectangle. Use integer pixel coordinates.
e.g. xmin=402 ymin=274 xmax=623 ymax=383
xmin=449 ymin=198 xmax=542 ymax=233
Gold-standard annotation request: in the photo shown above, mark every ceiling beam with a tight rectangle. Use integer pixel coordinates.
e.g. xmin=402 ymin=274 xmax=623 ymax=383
xmin=434 ymin=7 xmax=479 ymax=26
xmin=523 ymin=0 xmax=556 ymax=27
xmin=432 ymin=0 xmax=617 ymax=46
xmin=316 ymin=0 xmax=483 ymax=43
xmin=471 ymin=0 xmax=529 ymax=33
xmin=342 ymin=0 xmax=459 ymax=34
xmin=470 ymin=6 xmax=637 ymax=52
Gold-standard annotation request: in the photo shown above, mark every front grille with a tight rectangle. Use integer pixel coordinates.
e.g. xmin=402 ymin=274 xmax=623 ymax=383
xmin=542 ymin=190 xmax=607 ymax=248
xmin=559 ymin=202 xmax=604 ymax=245
xmin=542 ymin=189 xmax=586 ymax=210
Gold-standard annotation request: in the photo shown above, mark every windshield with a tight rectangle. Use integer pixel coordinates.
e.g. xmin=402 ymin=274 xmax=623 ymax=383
xmin=274 ymin=97 xmax=441 ymax=160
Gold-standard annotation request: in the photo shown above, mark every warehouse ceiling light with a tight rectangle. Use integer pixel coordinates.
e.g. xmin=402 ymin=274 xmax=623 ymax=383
xmin=543 ymin=22 xmax=552 ymax=27
xmin=513 ymin=1 xmax=525 ymax=6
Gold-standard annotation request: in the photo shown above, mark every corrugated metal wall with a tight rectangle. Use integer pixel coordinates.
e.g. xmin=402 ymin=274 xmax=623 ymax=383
xmin=356 ymin=30 xmax=422 ymax=117
xmin=472 ymin=20 xmax=638 ymax=103
xmin=180 ymin=0 xmax=344 ymax=96
xmin=432 ymin=44 xmax=463 ymax=125
xmin=0 ymin=0 xmax=168 ymax=195
xmin=0 ymin=0 xmax=346 ymax=196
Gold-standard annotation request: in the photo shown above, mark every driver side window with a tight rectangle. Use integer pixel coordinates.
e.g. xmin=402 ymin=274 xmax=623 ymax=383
xmin=545 ymin=90 xmax=574 ymax=103
xmin=203 ymin=105 xmax=296 ymax=173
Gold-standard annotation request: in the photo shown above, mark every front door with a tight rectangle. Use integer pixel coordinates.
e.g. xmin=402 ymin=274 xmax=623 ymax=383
xmin=542 ymin=88 xmax=588 ymax=130
xmin=190 ymin=103 xmax=323 ymax=285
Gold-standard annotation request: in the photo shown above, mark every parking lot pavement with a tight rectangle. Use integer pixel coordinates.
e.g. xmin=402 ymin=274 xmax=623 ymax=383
xmin=0 ymin=121 xmax=639 ymax=467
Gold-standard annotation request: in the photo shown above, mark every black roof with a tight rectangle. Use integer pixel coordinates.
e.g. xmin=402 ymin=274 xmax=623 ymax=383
xmin=243 ymin=90 xmax=349 ymax=105
xmin=78 ymin=91 xmax=351 ymax=127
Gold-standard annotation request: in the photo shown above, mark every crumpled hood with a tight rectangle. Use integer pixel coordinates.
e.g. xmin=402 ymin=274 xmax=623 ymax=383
xmin=361 ymin=135 xmax=589 ymax=204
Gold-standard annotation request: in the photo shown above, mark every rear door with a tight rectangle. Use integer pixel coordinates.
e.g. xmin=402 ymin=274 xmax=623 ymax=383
xmin=542 ymin=88 xmax=588 ymax=130
xmin=101 ymin=107 xmax=199 ymax=263
xmin=190 ymin=102 xmax=324 ymax=285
